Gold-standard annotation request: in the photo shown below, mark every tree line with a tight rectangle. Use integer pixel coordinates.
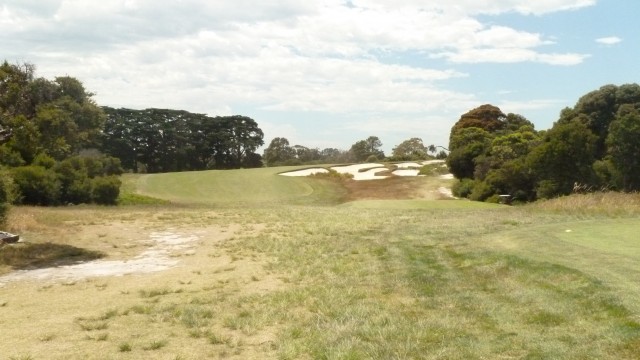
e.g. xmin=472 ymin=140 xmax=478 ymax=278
xmin=447 ymin=83 xmax=640 ymax=203
xmin=262 ymin=135 xmax=446 ymax=167
xmin=0 ymin=61 xmax=265 ymax=217
xmin=0 ymin=61 xmax=123 ymax=210
xmin=101 ymin=107 xmax=263 ymax=173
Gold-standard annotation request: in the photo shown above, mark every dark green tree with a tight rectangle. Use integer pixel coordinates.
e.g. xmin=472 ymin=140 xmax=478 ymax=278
xmin=606 ymin=105 xmax=640 ymax=191
xmin=349 ymin=136 xmax=384 ymax=162
xmin=557 ymin=83 xmax=640 ymax=158
xmin=527 ymin=120 xmax=598 ymax=198
xmin=101 ymin=108 xmax=264 ymax=172
xmin=391 ymin=137 xmax=428 ymax=160
xmin=263 ymin=137 xmax=295 ymax=166
xmin=0 ymin=62 xmax=105 ymax=164
xmin=447 ymin=127 xmax=492 ymax=179
xmin=449 ymin=104 xmax=506 ymax=142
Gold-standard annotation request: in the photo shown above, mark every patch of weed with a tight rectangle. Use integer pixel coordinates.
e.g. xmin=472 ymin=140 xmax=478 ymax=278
xmin=144 ymin=339 xmax=168 ymax=350
xmin=119 ymin=342 xmax=132 ymax=352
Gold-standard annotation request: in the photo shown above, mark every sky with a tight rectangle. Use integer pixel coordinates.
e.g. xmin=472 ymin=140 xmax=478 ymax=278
xmin=1 ymin=0 xmax=638 ymax=154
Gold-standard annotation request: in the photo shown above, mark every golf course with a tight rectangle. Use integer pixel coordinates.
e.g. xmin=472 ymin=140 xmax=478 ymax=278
xmin=1 ymin=165 xmax=640 ymax=359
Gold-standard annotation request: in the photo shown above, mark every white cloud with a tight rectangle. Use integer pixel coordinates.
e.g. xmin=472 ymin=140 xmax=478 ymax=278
xmin=352 ymin=0 xmax=595 ymax=15
xmin=595 ymin=36 xmax=622 ymax=45
xmin=0 ymin=0 xmax=599 ymax=150
xmin=433 ymin=48 xmax=588 ymax=65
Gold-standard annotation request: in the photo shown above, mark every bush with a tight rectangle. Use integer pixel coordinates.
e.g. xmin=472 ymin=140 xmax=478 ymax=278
xmin=535 ymin=180 xmax=561 ymax=199
xmin=65 ymin=177 xmax=93 ymax=204
xmin=452 ymin=178 xmax=474 ymax=198
xmin=32 ymin=153 xmax=56 ymax=169
xmin=91 ymin=176 xmax=121 ymax=205
xmin=469 ymin=181 xmax=495 ymax=202
xmin=0 ymin=170 xmax=16 ymax=227
xmin=11 ymin=166 xmax=61 ymax=205
xmin=54 ymin=160 xmax=91 ymax=204
xmin=311 ymin=168 xmax=353 ymax=180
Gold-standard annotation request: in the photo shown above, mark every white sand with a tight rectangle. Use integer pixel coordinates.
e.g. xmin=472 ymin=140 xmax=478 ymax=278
xmin=421 ymin=160 xmax=446 ymax=165
xmin=393 ymin=169 xmax=421 ymax=177
xmin=279 ymin=161 xmax=452 ymax=181
xmin=439 ymin=173 xmax=454 ymax=179
xmin=279 ymin=168 xmax=329 ymax=177
xmin=393 ymin=162 xmax=422 ymax=169
xmin=0 ymin=231 xmax=199 ymax=286
xmin=353 ymin=167 xmax=389 ymax=180
xmin=331 ymin=163 xmax=388 ymax=180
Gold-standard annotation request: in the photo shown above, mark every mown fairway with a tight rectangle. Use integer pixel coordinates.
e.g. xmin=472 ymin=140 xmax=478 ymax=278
xmin=126 ymin=166 xmax=348 ymax=206
xmin=1 ymin=168 xmax=640 ymax=359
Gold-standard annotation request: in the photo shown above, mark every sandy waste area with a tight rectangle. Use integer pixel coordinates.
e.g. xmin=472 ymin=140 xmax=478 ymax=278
xmin=0 ymin=230 xmax=200 ymax=287
xmin=280 ymin=160 xmax=448 ymax=181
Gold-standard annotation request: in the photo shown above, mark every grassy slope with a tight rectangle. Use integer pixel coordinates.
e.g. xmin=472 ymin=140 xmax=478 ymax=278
xmin=124 ymin=166 xmax=346 ymax=206
xmin=2 ymin=168 xmax=640 ymax=359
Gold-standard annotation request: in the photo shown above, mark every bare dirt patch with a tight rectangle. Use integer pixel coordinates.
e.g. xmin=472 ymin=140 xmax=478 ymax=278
xmin=342 ymin=176 xmax=438 ymax=201
xmin=0 ymin=230 xmax=200 ymax=286
xmin=0 ymin=218 xmax=246 ymax=287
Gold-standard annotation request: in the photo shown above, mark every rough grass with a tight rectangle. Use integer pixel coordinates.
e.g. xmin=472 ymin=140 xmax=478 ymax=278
xmin=1 ymin=169 xmax=640 ymax=359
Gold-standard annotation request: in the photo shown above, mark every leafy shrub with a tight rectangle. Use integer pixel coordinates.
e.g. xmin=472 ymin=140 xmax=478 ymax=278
xmin=535 ymin=180 xmax=561 ymax=199
xmin=469 ymin=181 xmax=495 ymax=202
xmin=311 ymin=169 xmax=353 ymax=180
xmin=452 ymin=178 xmax=474 ymax=198
xmin=32 ymin=153 xmax=56 ymax=169
xmin=54 ymin=160 xmax=91 ymax=204
xmin=91 ymin=176 xmax=121 ymax=205
xmin=11 ymin=166 xmax=61 ymax=205
xmin=0 ymin=170 xmax=16 ymax=227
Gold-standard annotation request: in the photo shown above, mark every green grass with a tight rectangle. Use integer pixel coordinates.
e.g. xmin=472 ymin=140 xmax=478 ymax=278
xmin=340 ymin=198 xmax=502 ymax=209
xmin=483 ymin=218 xmax=640 ymax=314
xmin=125 ymin=166 xmax=346 ymax=206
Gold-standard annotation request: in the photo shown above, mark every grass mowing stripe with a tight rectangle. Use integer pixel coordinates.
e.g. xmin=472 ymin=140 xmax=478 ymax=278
xmin=215 ymin=206 xmax=640 ymax=359
xmin=483 ymin=218 xmax=640 ymax=315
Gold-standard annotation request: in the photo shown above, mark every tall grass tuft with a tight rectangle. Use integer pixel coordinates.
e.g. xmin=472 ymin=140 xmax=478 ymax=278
xmin=532 ymin=192 xmax=640 ymax=217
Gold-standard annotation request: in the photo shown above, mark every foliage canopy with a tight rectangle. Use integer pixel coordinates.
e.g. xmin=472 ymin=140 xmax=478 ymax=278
xmin=448 ymin=83 xmax=640 ymax=203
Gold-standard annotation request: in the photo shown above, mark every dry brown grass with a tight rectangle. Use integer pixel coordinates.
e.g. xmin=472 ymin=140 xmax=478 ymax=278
xmin=532 ymin=192 xmax=640 ymax=217
xmin=341 ymin=176 xmax=450 ymax=201
xmin=0 ymin=206 xmax=281 ymax=359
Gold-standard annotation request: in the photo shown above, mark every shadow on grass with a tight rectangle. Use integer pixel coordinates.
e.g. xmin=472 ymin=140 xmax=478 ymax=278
xmin=0 ymin=242 xmax=105 ymax=269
